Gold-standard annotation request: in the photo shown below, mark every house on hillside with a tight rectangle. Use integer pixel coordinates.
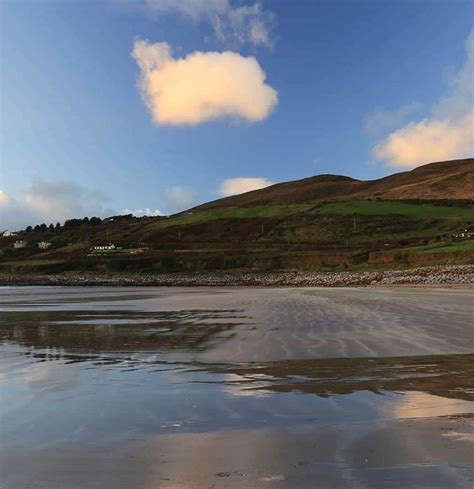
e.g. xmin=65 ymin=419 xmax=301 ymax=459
xmin=13 ymin=240 xmax=27 ymax=249
xmin=38 ymin=241 xmax=52 ymax=250
xmin=3 ymin=231 xmax=17 ymax=237
xmin=93 ymin=243 xmax=116 ymax=251
xmin=453 ymin=229 xmax=474 ymax=239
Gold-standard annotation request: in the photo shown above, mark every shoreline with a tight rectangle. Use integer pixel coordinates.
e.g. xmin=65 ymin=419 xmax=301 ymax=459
xmin=1 ymin=264 xmax=473 ymax=287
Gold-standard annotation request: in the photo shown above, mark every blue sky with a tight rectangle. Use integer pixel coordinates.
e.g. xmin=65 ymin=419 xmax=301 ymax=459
xmin=1 ymin=0 xmax=473 ymax=228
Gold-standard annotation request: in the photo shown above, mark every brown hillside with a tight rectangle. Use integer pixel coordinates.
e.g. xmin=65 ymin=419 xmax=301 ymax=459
xmin=195 ymin=158 xmax=474 ymax=210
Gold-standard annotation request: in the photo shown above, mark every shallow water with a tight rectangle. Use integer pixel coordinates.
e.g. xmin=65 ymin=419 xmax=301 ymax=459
xmin=0 ymin=286 xmax=473 ymax=488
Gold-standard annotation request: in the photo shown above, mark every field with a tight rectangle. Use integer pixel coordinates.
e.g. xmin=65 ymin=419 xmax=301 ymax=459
xmin=311 ymin=201 xmax=474 ymax=220
xmin=147 ymin=201 xmax=474 ymax=232
xmin=145 ymin=204 xmax=313 ymax=230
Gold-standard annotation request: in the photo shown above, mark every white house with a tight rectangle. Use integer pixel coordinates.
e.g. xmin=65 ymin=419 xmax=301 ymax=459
xmin=3 ymin=231 xmax=17 ymax=237
xmin=93 ymin=243 xmax=116 ymax=251
xmin=453 ymin=229 xmax=474 ymax=239
xmin=13 ymin=240 xmax=27 ymax=249
xmin=38 ymin=241 xmax=52 ymax=250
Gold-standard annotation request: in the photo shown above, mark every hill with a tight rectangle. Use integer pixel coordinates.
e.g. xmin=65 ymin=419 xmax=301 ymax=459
xmin=1 ymin=158 xmax=473 ymax=275
xmin=195 ymin=158 xmax=474 ymax=210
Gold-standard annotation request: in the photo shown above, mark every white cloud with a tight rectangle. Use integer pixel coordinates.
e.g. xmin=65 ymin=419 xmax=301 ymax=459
xmin=0 ymin=192 xmax=36 ymax=231
xmin=364 ymin=102 xmax=422 ymax=137
xmin=373 ymin=111 xmax=474 ymax=168
xmin=122 ymin=207 xmax=163 ymax=217
xmin=373 ymin=30 xmax=474 ymax=168
xmin=0 ymin=179 xmax=115 ymax=231
xmin=132 ymin=40 xmax=278 ymax=126
xmin=219 ymin=177 xmax=274 ymax=197
xmin=164 ymin=186 xmax=196 ymax=212
xmin=23 ymin=180 xmax=110 ymax=220
xmin=145 ymin=0 xmax=276 ymax=48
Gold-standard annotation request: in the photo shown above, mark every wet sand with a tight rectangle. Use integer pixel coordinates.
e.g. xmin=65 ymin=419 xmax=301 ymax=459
xmin=2 ymin=285 xmax=471 ymax=361
xmin=0 ymin=286 xmax=473 ymax=488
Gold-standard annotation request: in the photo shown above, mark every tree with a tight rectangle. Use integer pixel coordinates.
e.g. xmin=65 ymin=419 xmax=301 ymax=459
xmin=64 ymin=218 xmax=83 ymax=229
xmin=49 ymin=223 xmax=55 ymax=231
xmin=25 ymin=225 xmax=33 ymax=233
xmin=51 ymin=235 xmax=72 ymax=248
xmin=90 ymin=216 xmax=102 ymax=225
xmin=56 ymin=222 xmax=61 ymax=229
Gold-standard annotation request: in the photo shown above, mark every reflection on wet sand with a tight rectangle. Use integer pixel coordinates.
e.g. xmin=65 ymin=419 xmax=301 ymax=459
xmin=200 ymin=354 xmax=474 ymax=401
xmin=1 ymin=286 xmax=473 ymax=489
xmin=2 ymin=285 xmax=473 ymax=362
xmin=0 ymin=309 xmax=249 ymax=354
xmin=2 ymin=414 xmax=473 ymax=489
xmin=2 ymin=306 xmax=472 ymax=402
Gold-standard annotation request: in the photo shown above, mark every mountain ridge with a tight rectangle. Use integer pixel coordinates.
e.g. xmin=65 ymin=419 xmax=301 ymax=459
xmin=194 ymin=158 xmax=474 ymax=211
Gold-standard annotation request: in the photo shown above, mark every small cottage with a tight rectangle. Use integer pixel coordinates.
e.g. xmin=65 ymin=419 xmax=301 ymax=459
xmin=13 ymin=240 xmax=27 ymax=249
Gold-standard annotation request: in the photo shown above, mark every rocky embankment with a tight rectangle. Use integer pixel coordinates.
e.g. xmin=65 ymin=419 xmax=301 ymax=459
xmin=1 ymin=265 xmax=473 ymax=287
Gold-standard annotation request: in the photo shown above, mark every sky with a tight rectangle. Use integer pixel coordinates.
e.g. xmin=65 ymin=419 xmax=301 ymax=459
xmin=0 ymin=0 xmax=473 ymax=229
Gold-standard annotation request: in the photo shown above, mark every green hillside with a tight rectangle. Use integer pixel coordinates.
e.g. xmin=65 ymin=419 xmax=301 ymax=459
xmin=1 ymin=198 xmax=473 ymax=275
xmin=2 ymin=159 xmax=473 ymax=275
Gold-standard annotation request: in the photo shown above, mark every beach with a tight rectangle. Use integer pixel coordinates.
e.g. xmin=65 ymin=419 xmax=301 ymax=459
xmin=0 ymin=285 xmax=473 ymax=488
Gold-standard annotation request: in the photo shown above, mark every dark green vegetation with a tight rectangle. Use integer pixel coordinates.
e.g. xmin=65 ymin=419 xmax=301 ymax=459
xmin=1 ymin=159 xmax=473 ymax=274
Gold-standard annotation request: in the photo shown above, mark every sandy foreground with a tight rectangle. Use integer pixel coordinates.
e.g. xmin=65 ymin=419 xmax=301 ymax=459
xmin=2 ymin=284 xmax=472 ymax=362
xmin=0 ymin=286 xmax=473 ymax=488
xmin=3 ymin=416 xmax=473 ymax=489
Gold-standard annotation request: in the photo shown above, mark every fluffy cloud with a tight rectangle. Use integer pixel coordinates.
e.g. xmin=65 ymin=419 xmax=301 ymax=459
xmin=145 ymin=0 xmax=276 ymax=48
xmin=373 ymin=111 xmax=474 ymax=167
xmin=0 ymin=179 xmax=115 ymax=231
xmin=22 ymin=180 xmax=111 ymax=220
xmin=219 ymin=177 xmax=274 ymax=197
xmin=132 ymin=40 xmax=278 ymax=125
xmin=373 ymin=30 xmax=474 ymax=168
xmin=164 ymin=186 xmax=196 ymax=212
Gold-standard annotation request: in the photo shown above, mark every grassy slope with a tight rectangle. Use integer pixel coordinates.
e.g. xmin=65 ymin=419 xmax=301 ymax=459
xmin=311 ymin=201 xmax=474 ymax=220
xmin=145 ymin=204 xmax=313 ymax=230
xmin=2 ymin=200 xmax=473 ymax=274
xmin=146 ymin=200 xmax=474 ymax=230
xmin=129 ymin=198 xmax=474 ymax=272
